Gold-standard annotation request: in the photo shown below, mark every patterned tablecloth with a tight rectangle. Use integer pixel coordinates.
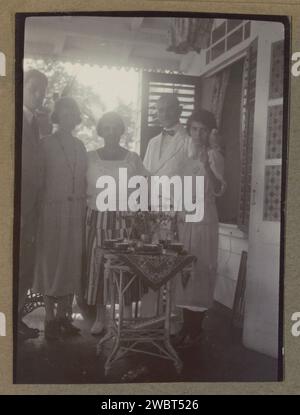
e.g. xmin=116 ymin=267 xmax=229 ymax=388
xmin=112 ymin=251 xmax=195 ymax=290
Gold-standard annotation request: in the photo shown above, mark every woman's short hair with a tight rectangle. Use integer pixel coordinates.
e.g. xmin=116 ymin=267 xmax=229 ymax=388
xmin=96 ymin=111 xmax=125 ymax=137
xmin=186 ymin=109 xmax=217 ymax=134
xmin=51 ymin=96 xmax=81 ymax=126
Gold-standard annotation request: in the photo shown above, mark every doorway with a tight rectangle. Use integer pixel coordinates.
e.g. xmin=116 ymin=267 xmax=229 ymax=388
xmin=217 ymin=58 xmax=244 ymax=225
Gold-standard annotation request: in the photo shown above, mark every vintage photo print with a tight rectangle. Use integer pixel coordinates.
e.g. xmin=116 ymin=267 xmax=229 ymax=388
xmin=14 ymin=12 xmax=289 ymax=384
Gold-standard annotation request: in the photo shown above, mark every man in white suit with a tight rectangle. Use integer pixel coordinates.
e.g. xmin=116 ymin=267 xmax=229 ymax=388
xmin=143 ymin=93 xmax=189 ymax=178
xmin=141 ymin=94 xmax=189 ymax=321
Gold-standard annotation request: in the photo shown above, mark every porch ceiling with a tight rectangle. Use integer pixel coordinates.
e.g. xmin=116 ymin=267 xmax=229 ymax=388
xmin=24 ymin=16 xmax=183 ymax=71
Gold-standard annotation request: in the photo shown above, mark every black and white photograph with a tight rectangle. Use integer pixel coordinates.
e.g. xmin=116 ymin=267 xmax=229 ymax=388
xmin=14 ymin=13 xmax=288 ymax=383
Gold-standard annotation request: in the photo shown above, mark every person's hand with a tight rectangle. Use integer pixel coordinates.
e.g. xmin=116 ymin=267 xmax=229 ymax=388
xmin=190 ymin=140 xmax=207 ymax=162
xmin=209 ymin=129 xmax=220 ymax=149
xmin=198 ymin=148 xmax=209 ymax=166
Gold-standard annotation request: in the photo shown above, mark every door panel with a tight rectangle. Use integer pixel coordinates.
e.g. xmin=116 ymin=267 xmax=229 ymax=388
xmin=243 ymin=24 xmax=285 ymax=359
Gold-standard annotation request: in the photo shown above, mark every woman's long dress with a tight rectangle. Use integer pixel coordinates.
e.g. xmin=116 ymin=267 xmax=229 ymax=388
xmin=85 ymin=150 xmax=148 ymax=306
xmin=32 ymin=132 xmax=87 ymax=297
xmin=175 ymin=143 xmax=225 ymax=310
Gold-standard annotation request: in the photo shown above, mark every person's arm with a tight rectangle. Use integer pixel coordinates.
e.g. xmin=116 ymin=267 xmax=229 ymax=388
xmin=206 ymin=148 xmax=226 ymax=196
xmin=197 ymin=148 xmax=221 ymax=193
xmin=190 ymin=140 xmax=225 ymax=196
xmin=36 ymin=139 xmax=47 ymax=214
xmin=143 ymin=139 xmax=153 ymax=172
xmin=78 ymin=140 xmax=88 ymax=199
xmin=131 ymin=151 xmax=150 ymax=177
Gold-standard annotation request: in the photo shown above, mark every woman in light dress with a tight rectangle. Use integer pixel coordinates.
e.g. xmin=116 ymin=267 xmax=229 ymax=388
xmin=174 ymin=109 xmax=226 ymax=348
xmin=33 ymin=97 xmax=87 ymax=340
xmin=85 ymin=112 xmax=148 ymax=335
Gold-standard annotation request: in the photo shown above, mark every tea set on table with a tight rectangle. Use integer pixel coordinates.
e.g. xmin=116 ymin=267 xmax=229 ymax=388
xmin=103 ymin=236 xmax=185 ymax=256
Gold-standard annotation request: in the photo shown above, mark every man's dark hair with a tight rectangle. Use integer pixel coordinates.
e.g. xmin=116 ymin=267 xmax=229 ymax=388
xmin=157 ymin=93 xmax=180 ymax=108
xmin=24 ymin=69 xmax=48 ymax=86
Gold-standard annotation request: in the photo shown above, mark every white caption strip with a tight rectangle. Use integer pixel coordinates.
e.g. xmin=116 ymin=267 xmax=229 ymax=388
xmin=0 ymin=313 xmax=6 ymax=336
xmin=0 ymin=51 xmax=5 ymax=76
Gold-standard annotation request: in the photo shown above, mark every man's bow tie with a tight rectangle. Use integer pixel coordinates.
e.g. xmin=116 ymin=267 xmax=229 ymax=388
xmin=162 ymin=128 xmax=176 ymax=137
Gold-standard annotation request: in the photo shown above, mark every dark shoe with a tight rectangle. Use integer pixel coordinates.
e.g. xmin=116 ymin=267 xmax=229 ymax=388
xmin=44 ymin=320 xmax=61 ymax=341
xmin=64 ymin=312 xmax=73 ymax=323
xmin=58 ymin=317 xmax=81 ymax=336
xmin=18 ymin=320 xmax=39 ymax=340
xmin=90 ymin=320 xmax=105 ymax=336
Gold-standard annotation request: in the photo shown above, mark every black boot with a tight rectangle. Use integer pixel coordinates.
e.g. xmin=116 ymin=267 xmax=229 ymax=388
xmin=172 ymin=308 xmax=192 ymax=347
xmin=189 ymin=311 xmax=206 ymax=339
xmin=178 ymin=310 xmax=207 ymax=348
xmin=184 ymin=310 xmax=207 ymax=347
xmin=44 ymin=319 xmax=61 ymax=341
xmin=57 ymin=317 xmax=81 ymax=336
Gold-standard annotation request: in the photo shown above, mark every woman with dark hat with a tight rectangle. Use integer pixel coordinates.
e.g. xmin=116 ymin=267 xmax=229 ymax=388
xmin=32 ymin=96 xmax=87 ymax=340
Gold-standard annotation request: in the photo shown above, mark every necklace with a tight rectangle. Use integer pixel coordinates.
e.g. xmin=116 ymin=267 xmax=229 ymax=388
xmin=56 ymin=133 xmax=78 ymax=200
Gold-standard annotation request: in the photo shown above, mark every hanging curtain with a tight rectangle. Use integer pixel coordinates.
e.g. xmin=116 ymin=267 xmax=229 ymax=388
xmin=210 ymin=69 xmax=230 ymax=127
xmin=167 ymin=18 xmax=214 ymax=54
xmin=200 ymin=67 xmax=230 ymax=128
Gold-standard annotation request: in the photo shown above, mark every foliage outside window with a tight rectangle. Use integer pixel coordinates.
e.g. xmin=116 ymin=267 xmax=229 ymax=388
xmin=23 ymin=58 xmax=141 ymax=153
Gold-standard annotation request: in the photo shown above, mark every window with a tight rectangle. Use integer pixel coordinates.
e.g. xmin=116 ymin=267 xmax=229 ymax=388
xmin=23 ymin=58 xmax=141 ymax=153
xmin=206 ymin=20 xmax=251 ymax=64
xmin=140 ymin=71 xmax=201 ymax=158
xmin=147 ymin=82 xmax=196 ymax=127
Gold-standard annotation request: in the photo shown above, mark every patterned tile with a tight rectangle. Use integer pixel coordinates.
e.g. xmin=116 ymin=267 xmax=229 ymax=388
xmin=266 ymin=105 xmax=283 ymax=159
xmin=263 ymin=165 xmax=281 ymax=222
xmin=269 ymin=40 xmax=284 ymax=99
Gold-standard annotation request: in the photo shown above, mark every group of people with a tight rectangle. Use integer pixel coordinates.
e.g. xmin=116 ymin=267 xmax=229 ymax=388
xmin=18 ymin=68 xmax=226 ymax=349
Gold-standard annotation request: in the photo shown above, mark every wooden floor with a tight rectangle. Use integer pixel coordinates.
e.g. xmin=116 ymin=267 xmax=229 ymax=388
xmin=15 ymin=302 xmax=279 ymax=384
